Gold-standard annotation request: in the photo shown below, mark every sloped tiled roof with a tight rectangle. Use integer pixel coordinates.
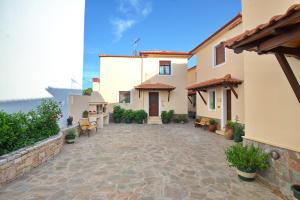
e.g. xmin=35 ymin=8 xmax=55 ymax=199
xmin=135 ymin=83 xmax=176 ymax=90
xmin=187 ymin=74 xmax=242 ymax=90
xmin=225 ymin=4 xmax=300 ymax=48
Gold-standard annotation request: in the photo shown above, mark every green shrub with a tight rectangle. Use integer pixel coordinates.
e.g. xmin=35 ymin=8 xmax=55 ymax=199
xmin=65 ymin=128 xmax=76 ymax=140
xmin=225 ymin=121 xmax=234 ymax=129
xmin=209 ymin=119 xmax=218 ymax=126
xmin=112 ymin=105 xmax=124 ymax=123
xmin=0 ymin=99 xmax=62 ymax=156
xmin=232 ymin=122 xmax=244 ymax=142
xmin=134 ymin=110 xmax=148 ymax=124
xmin=173 ymin=115 xmax=188 ymax=123
xmin=161 ymin=110 xmax=174 ymax=124
xmin=225 ymin=143 xmax=269 ymax=172
xmin=82 ymin=88 xmax=93 ymax=96
xmin=82 ymin=110 xmax=89 ymax=118
xmin=123 ymin=109 xmax=135 ymax=123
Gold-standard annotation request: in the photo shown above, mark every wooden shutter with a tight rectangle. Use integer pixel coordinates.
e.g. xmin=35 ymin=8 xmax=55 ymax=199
xmin=215 ymin=43 xmax=225 ymax=65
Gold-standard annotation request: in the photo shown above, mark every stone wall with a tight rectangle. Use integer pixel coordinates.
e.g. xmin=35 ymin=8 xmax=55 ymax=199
xmin=243 ymin=138 xmax=300 ymax=200
xmin=0 ymin=127 xmax=75 ymax=186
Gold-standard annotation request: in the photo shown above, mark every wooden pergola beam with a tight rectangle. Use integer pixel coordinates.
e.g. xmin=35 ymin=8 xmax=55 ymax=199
xmin=197 ymin=91 xmax=207 ymax=105
xmin=275 ymin=53 xmax=300 ymax=103
xmin=258 ymin=25 xmax=300 ymax=53
xmin=229 ymin=85 xmax=238 ymax=99
xmin=188 ymin=96 xmax=192 ymax=104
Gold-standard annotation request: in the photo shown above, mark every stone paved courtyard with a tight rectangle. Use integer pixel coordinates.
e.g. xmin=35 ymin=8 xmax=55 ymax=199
xmin=0 ymin=123 xmax=282 ymax=200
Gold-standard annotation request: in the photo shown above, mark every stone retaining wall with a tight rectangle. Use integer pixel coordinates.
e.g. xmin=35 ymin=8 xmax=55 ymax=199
xmin=0 ymin=126 xmax=76 ymax=186
xmin=243 ymin=138 xmax=300 ymax=200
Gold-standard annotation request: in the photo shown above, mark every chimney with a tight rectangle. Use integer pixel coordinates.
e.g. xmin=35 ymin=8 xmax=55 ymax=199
xmin=92 ymin=78 xmax=100 ymax=92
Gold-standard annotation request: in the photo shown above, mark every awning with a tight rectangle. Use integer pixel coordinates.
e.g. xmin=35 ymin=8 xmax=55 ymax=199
xmin=225 ymin=4 xmax=300 ymax=103
xmin=187 ymin=74 xmax=242 ymax=91
xmin=135 ymin=82 xmax=176 ymax=101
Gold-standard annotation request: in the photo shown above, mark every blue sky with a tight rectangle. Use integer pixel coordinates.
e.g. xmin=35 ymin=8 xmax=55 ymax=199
xmin=83 ymin=0 xmax=241 ymax=89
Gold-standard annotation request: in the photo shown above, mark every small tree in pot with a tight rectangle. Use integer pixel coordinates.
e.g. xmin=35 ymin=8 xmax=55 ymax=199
xmin=123 ymin=109 xmax=135 ymax=124
xmin=65 ymin=128 xmax=76 ymax=144
xmin=112 ymin=105 xmax=124 ymax=123
xmin=134 ymin=110 xmax=148 ymax=124
xmin=225 ymin=143 xmax=269 ymax=181
xmin=208 ymin=119 xmax=218 ymax=132
xmin=233 ymin=122 xmax=244 ymax=142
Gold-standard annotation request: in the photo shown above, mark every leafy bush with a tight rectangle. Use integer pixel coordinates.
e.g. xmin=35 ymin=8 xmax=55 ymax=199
xmin=225 ymin=143 xmax=269 ymax=172
xmin=82 ymin=110 xmax=89 ymax=118
xmin=225 ymin=121 xmax=234 ymax=129
xmin=173 ymin=115 xmax=188 ymax=123
xmin=161 ymin=110 xmax=174 ymax=124
xmin=123 ymin=109 xmax=135 ymax=123
xmin=209 ymin=119 xmax=218 ymax=126
xmin=82 ymin=88 xmax=93 ymax=96
xmin=232 ymin=122 xmax=244 ymax=142
xmin=112 ymin=105 xmax=124 ymax=123
xmin=134 ymin=110 xmax=148 ymax=124
xmin=65 ymin=128 xmax=76 ymax=140
xmin=0 ymin=99 xmax=62 ymax=156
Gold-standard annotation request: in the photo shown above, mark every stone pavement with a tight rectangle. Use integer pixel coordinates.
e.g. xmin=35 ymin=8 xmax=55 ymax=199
xmin=0 ymin=123 xmax=282 ymax=200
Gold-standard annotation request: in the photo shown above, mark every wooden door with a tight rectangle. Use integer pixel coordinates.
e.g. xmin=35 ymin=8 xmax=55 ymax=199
xmin=149 ymin=92 xmax=159 ymax=116
xmin=226 ymin=90 xmax=232 ymax=121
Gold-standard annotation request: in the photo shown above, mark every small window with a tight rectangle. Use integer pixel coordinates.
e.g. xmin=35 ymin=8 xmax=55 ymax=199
xmin=119 ymin=91 xmax=130 ymax=103
xmin=208 ymin=90 xmax=216 ymax=110
xmin=159 ymin=60 xmax=171 ymax=75
xmin=214 ymin=43 xmax=225 ymax=66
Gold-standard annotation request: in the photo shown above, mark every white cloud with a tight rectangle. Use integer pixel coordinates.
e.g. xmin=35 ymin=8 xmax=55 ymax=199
xmin=111 ymin=18 xmax=136 ymax=42
xmin=112 ymin=0 xmax=152 ymax=41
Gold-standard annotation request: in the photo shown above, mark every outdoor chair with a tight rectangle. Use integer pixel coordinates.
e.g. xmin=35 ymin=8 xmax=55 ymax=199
xmin=78 ymin=118 xmax=97 ymax=137
xmin=194 ymin=117 xmax=210 ymax=129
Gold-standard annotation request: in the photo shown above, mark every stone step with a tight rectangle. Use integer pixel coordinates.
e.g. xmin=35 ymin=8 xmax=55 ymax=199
xmin=147 ymin=117 xmax=162 ymax=125
xmin=215 ymin=130 xmax=225 ymax=135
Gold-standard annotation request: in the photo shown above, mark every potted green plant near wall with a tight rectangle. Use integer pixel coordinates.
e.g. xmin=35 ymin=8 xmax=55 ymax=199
xmin=291 ymin=185 xmax=300 ymax=200
xmin=233 ymin=122 xmax=244 ymax=142
xmin=112 ymin=105 xmax=124 ymax=123
xmin=161 ymin=110 xmax=174 ymax=124
xmin=208 ymin=119 xmax=218 ymax=132
xmin=224 ymin=121 xmax=234 ymax=140
xmin=123 ymin=109 xmax=135 ymax=124
xmin=225 ymin=143 xmax=269 ymax=181
xmin=65 ymin=128 xmax=76 ymax=144
xmin=82 ymin=110 xmax=89 ymax=118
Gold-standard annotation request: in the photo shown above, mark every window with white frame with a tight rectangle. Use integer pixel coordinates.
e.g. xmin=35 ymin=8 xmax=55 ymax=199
xmin=119 ymin=91 xmax=130 ymax=103
xmin=214 ymin=42 xmax=225 ymax=66
xmin=159 ymin=60 xmax=171 ymax=75
xmin=208 ymin=90 xmax=216 ymax=110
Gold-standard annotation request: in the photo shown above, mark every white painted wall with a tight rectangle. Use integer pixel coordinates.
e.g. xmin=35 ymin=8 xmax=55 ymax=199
xmin=0 ymin=0 xmax=85 ymax=101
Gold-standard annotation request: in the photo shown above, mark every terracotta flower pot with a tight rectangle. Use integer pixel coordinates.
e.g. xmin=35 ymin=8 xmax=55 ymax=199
xmin=208 ymin=125 xmax=216 ymax=132
xmin=224 ymin=128 xmax=233 ymax=140
xmin=237 ymin=168 xmax=256 ymax=182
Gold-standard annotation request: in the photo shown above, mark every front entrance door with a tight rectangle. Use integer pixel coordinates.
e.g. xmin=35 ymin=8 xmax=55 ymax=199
xmin=226 ymin=90 xmax=232 ymax=121
xmin=149 ymin=92 xmax=159 ymax=116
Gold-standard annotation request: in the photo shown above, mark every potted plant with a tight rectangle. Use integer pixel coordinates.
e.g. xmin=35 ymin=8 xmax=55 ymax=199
xmin=112 ymin=105 xmax=124 ymax=123
xmin=82 ymin=110 xmax=89 ymax=118
xmin=224 ymin=121 xmax=234 ymax=140
xmin=67 ymin=116 xmax=73 ymax=126
xmin=208 ymin=119 xmax=218 ymax=132
xmin=134 ymin=110 xmax=148 ymax=124
xmin=65 ymin=128 xmax=76 ymax=144
xmin=233 ymin=122 xmax=244 ymax=142
xmin=291 ymin=185 xmax=300 ymax=200
xmin=173 ymin=115 xmax=188 ymax=124
xmin=225 ymin=143 xmax=269 ymax=181
xmin=123 ymin=109 xmax=134 ymax=124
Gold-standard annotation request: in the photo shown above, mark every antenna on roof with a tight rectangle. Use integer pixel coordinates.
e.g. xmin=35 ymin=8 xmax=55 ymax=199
xmin=133 ymin=38 xmax=140 ymax=56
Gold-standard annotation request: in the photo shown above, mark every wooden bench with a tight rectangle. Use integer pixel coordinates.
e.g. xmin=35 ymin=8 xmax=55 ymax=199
xmin=78 ymin=118 xmax=97 ymax=137
xmin=194 ymin=117 xmax=210 ymax=128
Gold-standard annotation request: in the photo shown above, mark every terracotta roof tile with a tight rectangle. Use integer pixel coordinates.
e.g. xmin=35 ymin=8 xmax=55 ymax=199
xmin=135 ymin=83 xmax=176 ymax=90
xmin=225 ymin=4 xmax=300 ymax=48
xmin=187 ymin=74 xmax=243 ymax=90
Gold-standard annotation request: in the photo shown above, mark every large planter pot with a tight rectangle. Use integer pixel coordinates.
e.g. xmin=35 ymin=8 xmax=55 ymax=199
xmin=237 ymin=168 xmax=256 ymax=181
xmin=65 ymin=137 xmax=75 ymax=144
xmin=208 ymin=125 xmax=217 ymax=132
xmin=291 ymin=185 xmax=300 ymax=200
xmin=224 ymin=128 xmax=233 ymax=140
